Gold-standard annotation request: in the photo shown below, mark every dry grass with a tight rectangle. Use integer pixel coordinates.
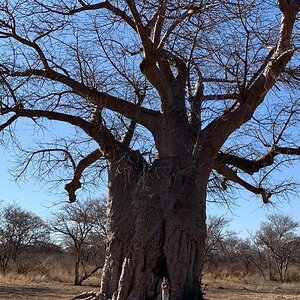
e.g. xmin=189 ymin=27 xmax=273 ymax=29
xmin=0 ymin=274 xmax=100 ymax=300
xmin=0 ymin=256 xmax=102 ymax=300
xmin=1 ymin=268 xmax=300 ymax=299
xmin=8 ymin=254 xmax=102 ymax=285
xmin=203 ymin=273 xmax=300 ymax=300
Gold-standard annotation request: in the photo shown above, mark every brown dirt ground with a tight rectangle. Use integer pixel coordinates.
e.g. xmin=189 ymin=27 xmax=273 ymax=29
xmin=0 ymin=279 xmax=299 ymax=299
xmin=0 ymin=281 xmax=97 ymax=300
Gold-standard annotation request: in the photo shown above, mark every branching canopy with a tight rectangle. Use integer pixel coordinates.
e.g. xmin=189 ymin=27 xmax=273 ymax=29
xmin=1 ymin=0 xmax=300 ymax=203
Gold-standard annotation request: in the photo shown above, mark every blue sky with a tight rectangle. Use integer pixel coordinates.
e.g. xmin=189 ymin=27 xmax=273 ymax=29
xmin=207 ymin=190 xmax=300 ymax=237
xmin=0 ymin=150 xmax=57 ymax=220
xmin=207 ymin=160 xmax=300 ymax=237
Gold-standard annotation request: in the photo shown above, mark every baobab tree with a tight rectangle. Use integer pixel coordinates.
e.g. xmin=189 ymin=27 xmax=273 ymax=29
xmin=1 ymin=1 xmax=300 ymax=299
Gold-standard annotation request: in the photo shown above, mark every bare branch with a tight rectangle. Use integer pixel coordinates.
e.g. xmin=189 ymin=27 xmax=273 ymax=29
xmin=34 ymin=1 xmax=136 ymax=31
xmin=125 ymin=0 xmax=153 ymax=53
xmin=213 ymin=161 xmax=271 ymax=204
xmin=5 ymin=68 xmax=160 ymax=133
xmin=203 ymin=93 xmax=239 ymax=101
xmin=217 ymin=144 xmax=300 ymax=176
xmin=217 ymin=151 xmax=276 ymax=175
xmin=16 ymin=148 xmax=76 ymax=181
xmin=0 ymin=114 xmax=18 ymax=132
xmin=151 ymin=0 xmax=166 ymax=46
xmin=65 ymin=148 xmax=102 ymax=203
xmin=204 ymin=6 xmax=297 ymax=153
xmin=272 ymin=145 xmax=300 ymax=155
xmin=157 ymin=8 xmax=199 ymax=50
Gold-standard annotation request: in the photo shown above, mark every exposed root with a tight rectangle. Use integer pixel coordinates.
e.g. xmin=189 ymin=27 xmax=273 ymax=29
xmin=73 ymin=290 xmax=103 ymax=300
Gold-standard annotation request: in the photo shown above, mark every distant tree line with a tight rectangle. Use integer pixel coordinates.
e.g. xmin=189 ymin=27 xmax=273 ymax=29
xmin=1 ymin=200 xmax=299 ymax=285
xmin=0 ymin=204 xmax=49 ymax=275
xmin=205 ymin=214 xmax=300 ymax=283
xmin=0 ymin=198 xmax=107 ymax=285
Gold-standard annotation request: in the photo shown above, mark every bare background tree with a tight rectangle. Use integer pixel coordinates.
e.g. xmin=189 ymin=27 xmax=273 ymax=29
xmin=52 ymin=198 xmax=106 ymax=286
xmin=0 ymin=204 xmax=49 ymax=275
xmin=204 ymin=215 xmax=230 ymax=263
xmin=204 ymin=213 xmax=300 ymax=283
xmin=1 ymin=0 xmax=300 ymax=299
xmin=255 ymin=214 xmax=300 ymax=282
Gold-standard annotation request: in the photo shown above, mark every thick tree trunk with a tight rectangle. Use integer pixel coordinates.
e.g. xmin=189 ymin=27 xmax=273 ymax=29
xmin=99 ymin=157 xmax=209 ymax=300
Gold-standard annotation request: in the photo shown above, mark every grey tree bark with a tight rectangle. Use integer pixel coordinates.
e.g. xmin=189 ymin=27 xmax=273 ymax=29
xmin=100 ymin=155 xmax=209 ymax=299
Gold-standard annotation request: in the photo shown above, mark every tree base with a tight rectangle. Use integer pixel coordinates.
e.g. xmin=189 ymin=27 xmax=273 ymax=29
xmin=73 ymin=289 xmax=205 ymax=300
xmin=73 ymin=291 xmax=102 ymax=300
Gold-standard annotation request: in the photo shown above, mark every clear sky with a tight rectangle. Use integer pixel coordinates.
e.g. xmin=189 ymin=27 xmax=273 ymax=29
xmin=1 ymin=142 xmax=300 ymax=237
xmin=0 ymin=148 xmax=59 ymax=220
xmin=207 ymin=160 xmax=300 ymax=236
xmin=207 ymin=188 xmax=300 ymax=237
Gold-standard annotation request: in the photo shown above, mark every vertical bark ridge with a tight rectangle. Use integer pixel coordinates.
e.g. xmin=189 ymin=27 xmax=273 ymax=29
xmin=100 ymin=156 xmax=208 ymax=299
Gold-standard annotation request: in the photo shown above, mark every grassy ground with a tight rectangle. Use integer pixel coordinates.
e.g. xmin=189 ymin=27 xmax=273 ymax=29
xmin=0 ymin=274 xmax=99 ymax=300
xmin=203 ymin=274 xmax=300 ymax=300
xmin=0 ymin=273 xmax=300 ymax=299
xmin=0 ymin=281 xmax=94 ymax=300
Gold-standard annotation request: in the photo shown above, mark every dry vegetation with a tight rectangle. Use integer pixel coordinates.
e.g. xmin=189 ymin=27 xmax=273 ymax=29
xmin=0 ymin=260 xmax=101 ymax=300
xmin=1 ymin=269 xmax=300 ymax=299
xmin=0 ymin=277 xmax=93 ymax=300
xmin=1 ymin=206 xmax=299 ymax=299
xmin=203 ymin=273 xmax=300 ymax=300
xmin=0 ymin=251 xmax=102 ymax=300
xmin=1 ymin=245 xmax=300 ymax=300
